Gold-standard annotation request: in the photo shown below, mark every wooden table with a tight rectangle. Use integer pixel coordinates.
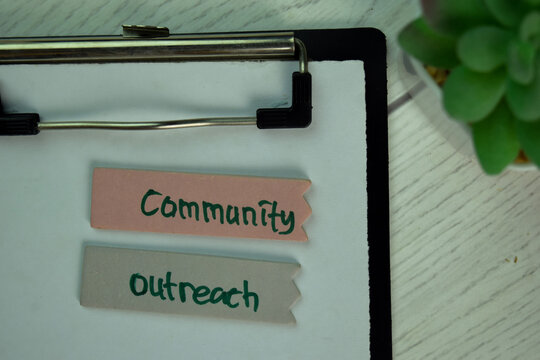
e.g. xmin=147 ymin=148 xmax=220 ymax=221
xmin=2 ymin=1 xmax=539 ymax=358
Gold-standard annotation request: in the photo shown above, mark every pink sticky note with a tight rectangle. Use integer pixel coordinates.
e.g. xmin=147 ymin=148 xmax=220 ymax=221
xmin=91 ymin=168 xmax=311 ymax=241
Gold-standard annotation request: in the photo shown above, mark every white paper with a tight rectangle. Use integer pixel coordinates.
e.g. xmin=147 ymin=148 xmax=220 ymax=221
xmin=0 ymin=60 xmax=368 ymax=359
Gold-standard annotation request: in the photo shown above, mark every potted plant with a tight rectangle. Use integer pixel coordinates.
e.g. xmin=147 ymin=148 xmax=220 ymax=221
xmin=398 ymin=0 xmax=540 ymax=174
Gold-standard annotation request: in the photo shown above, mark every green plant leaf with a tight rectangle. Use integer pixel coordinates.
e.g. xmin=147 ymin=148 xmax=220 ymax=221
xmin=472 ymin=101 xmax=520 ymax=174
xmin=507 ymin=39 xmax=536 ymax=84
xmin=398 ymin=18 xmax=459 ymax=68
xmin=443 ymin=66 xmax=507 ymax=122
xmin=421 ymin=0 xmax=496 ymax=36
xmin=457 ymin=26 xmax=512 ymax=72
xmin=523 ymin=0 xmax=540 ymax=7
xmin=520 ymin=11 xmax=540 ymax=48
xmin=506 ymin=58 xmax=540 ymax=121
xmin=484 ymin=0 xmax=528 ymax=28
xmin=516 ymin=119 xmax=540 ymax=167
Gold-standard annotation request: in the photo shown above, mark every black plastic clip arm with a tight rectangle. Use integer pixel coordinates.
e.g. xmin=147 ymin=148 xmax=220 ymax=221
xmin=0 ymin=95 xmax=40 ymax=136
xmin=256 ymin=71 xmax=312 ymax=129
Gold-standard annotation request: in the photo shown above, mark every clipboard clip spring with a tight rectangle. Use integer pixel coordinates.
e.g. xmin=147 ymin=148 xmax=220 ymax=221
xmin=0 ymin=27 xmax=311 ymax=136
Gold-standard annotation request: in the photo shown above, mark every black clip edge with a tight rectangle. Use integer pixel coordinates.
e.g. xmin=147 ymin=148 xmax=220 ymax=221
xmin=0 ymin=94 xmax=40 ymax=136
xmin=256 ymin=71 xmax=312 ymax=129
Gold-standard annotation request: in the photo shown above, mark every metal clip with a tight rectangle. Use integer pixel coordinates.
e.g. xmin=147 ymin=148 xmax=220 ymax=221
xmin=0 ymin=28 xmax=311 ymax=135
xmin=122 ymin=25 xmax=170 ymax=38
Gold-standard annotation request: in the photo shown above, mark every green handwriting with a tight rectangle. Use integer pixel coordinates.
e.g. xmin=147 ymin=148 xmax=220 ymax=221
xmin=141 ymin=189 xmax=295 ymax=235
xmin=129 ymin=272 xmax=259 ymax=312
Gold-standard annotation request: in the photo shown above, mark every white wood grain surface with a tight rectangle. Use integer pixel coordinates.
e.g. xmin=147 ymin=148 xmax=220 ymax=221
xmin=1 ymin=1 xmax=539 ymax=359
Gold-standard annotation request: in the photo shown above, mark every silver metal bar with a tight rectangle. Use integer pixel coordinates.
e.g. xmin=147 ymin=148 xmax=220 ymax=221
xmin=295 ymin=38 xmax=308 ymax=74
xmin=37 ymin=117 xmax=257 ymax=131
xmin=0 ymin=32 xmax=296 ymax=64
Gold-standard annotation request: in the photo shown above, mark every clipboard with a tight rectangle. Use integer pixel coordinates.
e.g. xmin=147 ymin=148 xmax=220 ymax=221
xmin=0 ymin=28 xmax=390 ymax=359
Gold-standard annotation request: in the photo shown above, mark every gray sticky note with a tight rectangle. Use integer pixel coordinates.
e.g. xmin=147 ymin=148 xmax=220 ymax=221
xmin=80 ymin=246 xmax=300 ymax=324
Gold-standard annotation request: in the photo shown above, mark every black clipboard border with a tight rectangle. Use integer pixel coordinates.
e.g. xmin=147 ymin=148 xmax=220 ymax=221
xmin=295 ymin=28 xmax=391 ymax=359
xmin=0 ymin=28 xmax=390 ymax=356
